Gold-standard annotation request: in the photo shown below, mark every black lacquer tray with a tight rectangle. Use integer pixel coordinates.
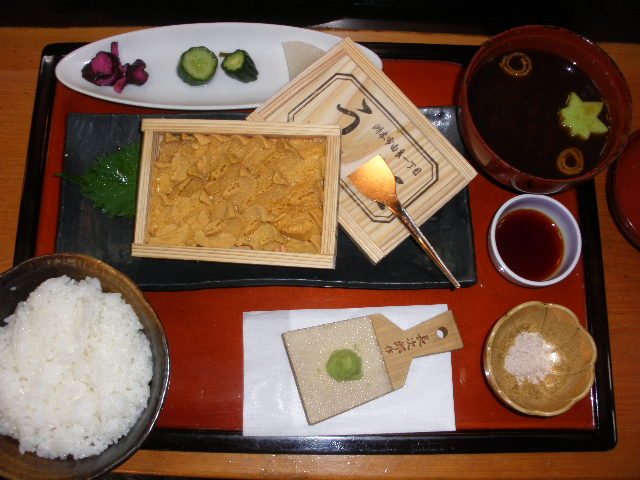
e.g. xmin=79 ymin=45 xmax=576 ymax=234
xmin=16 ymin=41 xmax=616 ymax=455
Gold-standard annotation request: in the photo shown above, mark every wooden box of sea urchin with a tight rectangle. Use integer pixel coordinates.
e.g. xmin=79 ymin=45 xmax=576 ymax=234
xmin=248 ymin=38 xmax=477 ymax=263
xmin=131 ymin=118 xmax=341 ymax=269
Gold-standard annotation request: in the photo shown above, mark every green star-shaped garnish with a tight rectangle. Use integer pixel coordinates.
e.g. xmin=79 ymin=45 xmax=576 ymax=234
xmin=559 ymin=92 xmax=608 ymax=140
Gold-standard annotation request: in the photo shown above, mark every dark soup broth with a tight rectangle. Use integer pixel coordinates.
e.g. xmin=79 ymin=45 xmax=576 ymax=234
xmin=468 ymin=49 xmax=609 ymax=179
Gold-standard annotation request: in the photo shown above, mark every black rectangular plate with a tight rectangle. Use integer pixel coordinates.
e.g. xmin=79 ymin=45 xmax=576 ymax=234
xmin=16 ymin=41 xmax=615 ymax=454
xmin=56 ymin=108 xmax=476 ymax=290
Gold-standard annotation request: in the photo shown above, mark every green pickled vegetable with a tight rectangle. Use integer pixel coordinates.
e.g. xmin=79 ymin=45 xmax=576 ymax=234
xmin=326 ymin=349 xmax=363 ymax=381
xmin=221 ymin=49 xmax=258 ymax=83
xmin=177 ymin=46 xmax=218 ymax=85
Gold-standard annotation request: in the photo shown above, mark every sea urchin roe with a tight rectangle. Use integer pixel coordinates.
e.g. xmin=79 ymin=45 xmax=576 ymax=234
xmin=326 ymin=349 xmax=363 ymax=381
xmin=503 ymin=331 xmax=556 ymax=384
xmin=147 ymin=133 xmax=325 ymax=253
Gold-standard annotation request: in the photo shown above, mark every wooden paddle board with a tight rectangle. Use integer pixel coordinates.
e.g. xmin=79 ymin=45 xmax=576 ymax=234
xmin=282 ymin=310 xmax=463 ymax=424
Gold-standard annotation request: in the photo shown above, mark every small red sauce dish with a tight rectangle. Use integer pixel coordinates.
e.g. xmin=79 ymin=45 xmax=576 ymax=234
xmin=607 ymin=129 xmax=640 ymax=249
xmin=458 ymin=25 xmax=632 ymax=194
xmin=488 ymin=194 xmax=582 ymax=287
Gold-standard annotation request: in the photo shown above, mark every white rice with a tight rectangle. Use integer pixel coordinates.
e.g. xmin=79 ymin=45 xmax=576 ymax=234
xmin=0 ymin=275 xmax=153 ymax=459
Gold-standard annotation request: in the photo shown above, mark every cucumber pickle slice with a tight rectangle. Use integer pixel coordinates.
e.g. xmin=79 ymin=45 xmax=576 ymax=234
xmin=177 ymin=46 xmax=218 ymax=85
xmin=221 ymin=49 xmax=258 ymax=83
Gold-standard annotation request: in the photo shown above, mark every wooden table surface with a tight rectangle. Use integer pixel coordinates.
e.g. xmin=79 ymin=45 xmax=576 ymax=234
xmin=1 ymin=26 xmax=639 ymax=479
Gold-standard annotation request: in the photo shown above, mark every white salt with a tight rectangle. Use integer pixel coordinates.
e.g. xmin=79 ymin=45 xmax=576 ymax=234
xmin=504 ymin=331 xmax=555 ymax=384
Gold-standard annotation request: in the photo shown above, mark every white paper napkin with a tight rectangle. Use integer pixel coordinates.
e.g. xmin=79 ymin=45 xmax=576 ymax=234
xmin=243 ymin=304 xmax=456 ymax=436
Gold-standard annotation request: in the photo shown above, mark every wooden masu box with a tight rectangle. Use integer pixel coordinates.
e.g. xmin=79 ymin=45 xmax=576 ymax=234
xmin=132 ymin=118 xmax=341 ymax=269
xmin=249 ymin=38 xmax=477 ymax=263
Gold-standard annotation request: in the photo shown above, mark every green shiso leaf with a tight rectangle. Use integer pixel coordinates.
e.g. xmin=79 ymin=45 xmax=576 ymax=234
xmin=58 ymin=143 xmax=140 ymax=218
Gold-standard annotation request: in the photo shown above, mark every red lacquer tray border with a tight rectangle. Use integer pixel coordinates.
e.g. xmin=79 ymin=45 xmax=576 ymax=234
xmin=15 ymin=41 xmax=615 ymax=454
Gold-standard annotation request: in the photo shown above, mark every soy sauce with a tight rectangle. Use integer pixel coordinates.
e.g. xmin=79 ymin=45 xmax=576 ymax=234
xmin=495 ymin=209 xmax=564 ymax=281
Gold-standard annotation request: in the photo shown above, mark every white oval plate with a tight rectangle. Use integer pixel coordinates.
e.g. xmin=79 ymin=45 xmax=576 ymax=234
xmin=55 ymin=23 xmax=382 ymax=110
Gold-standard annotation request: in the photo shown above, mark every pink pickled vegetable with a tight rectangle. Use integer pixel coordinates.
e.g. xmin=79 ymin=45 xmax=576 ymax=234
xmin=81 ymin=44 xmax=122 ymax=86
xmin=112 ymin=73 xmax=128 ymax=94
xmin=81 ymin=42 xmax=148 ymax=93
xmin=125 ymin=59 xmax=149 ymax=85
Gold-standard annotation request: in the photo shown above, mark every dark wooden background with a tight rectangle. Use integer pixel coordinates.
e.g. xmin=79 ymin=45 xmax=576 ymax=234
xmin=2 ymin=0 xmax=638 ymax=43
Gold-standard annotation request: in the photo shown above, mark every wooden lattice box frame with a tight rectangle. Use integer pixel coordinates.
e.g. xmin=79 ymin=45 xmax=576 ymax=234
xmin=132 ymin=119 xmax=341 ymax=269
xmin=248 ymin=38 xmax=477 ymax=263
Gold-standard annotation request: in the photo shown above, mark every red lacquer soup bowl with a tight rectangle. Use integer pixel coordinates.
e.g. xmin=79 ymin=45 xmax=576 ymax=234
xmin=458 ymin=25 xmax=632 ymax=194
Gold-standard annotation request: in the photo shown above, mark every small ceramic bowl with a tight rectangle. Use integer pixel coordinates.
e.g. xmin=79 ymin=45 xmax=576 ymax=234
xmin=0 ymin=253 xmax=170 ymax=480
xmin=488 ymin=194 xmax=582 ymax=287
xmin=484 ymin=301 xmax=597 ymax=416
xmin=458 ymin=25 xmax=632 ymax=194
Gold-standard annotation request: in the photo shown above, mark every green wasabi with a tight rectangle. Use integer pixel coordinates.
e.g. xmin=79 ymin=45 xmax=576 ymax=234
xmin=326 ymin=349 xmax=363 ymax=381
